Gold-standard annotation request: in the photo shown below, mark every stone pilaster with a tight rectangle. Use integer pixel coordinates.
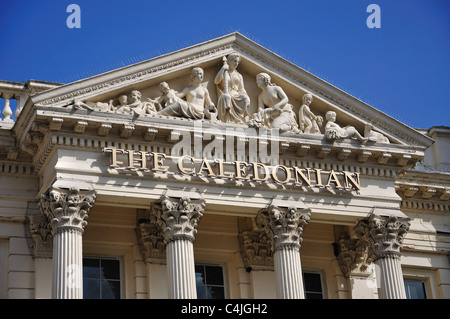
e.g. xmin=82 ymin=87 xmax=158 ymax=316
xmin=355 ymin=208 xmax=410 ymax=299
xmin=256 ymin=199 xmax=310 ymax=299
xmin=39 ymin=186 xmax=96 ymax=299
xmin=151 ymin=193 xmax=205 ymax=299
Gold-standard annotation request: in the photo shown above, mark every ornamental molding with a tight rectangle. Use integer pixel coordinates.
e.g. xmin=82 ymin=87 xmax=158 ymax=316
xmin=255 ymin=199 xmax=311 ymax=251
xmin=150 ymin=192 xmax=205 ymax=243
xmin=37 ymin=43 xmax=235 ymax=107
xmin=354 ymin=208 xmax=410 ymax=260
xmin=38 ymin=186 xmax=96 ymax=235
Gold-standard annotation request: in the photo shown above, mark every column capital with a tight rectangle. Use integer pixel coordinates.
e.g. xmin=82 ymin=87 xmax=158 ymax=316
xmin=151 ymin=193 xmax=205 ymax=243
xmin=38 ymin=187 xmax=96 ymax=235
xmin=355 ymin=208 xmax=410 ymax=260
xmin=256 ymin=199 xmax=311 ymax=251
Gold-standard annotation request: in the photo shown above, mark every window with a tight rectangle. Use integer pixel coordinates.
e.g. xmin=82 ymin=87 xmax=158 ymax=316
xmin=303 ymin=272 xmax=324 ymax=299
xmin=83 ymin=258 xmax=121 ymax=299
xmin=195 ymin=264 xmax=225 ymax=299
xmin=404 ymin=279 xmax=427 ymax=299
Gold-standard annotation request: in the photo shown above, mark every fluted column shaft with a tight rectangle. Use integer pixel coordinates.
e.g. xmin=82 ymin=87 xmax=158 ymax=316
xmin=274 ymin=246 xmax=304 ymax=298
xmin=167 ymin=239 xmax=196 ymax=298
xmin=152 ymin=195 xmax=205 ymax=299
xmin=256 ymin=201 xmax=310 ymax=299
xmin=39 ymin=187 xmax=96 ymax=299
xmin=52 ymin=228 xmax=83 ymax=298
xmin=376 ymin=253 xmax=406 ymax=299
xmin=355 ymin=212 xmax=410 ymax=299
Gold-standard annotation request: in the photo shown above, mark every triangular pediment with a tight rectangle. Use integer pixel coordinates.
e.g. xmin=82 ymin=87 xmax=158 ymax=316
xmin=25 ymin=32 xmax=432 ymax=150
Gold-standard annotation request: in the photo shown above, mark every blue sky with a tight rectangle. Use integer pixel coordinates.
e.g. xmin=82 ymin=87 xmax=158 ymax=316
xmin=0 ymin=0 xmax=449 ymax=129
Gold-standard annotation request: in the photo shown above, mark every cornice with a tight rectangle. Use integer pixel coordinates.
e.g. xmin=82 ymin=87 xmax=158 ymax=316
xmin=32 ymin=40 xmax=236 ymax=107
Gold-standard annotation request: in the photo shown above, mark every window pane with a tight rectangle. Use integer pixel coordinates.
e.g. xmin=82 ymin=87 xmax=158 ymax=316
xmin=100 ymin=259 xmax=120 ymax=280
xmin=83 ymin=258 xmax=122 ymax=300
xmin=304 ymin=273 xmax=322 ymax=293
xmin=195 ymin=264 xmax=225 ymax=299
xmin=197 ymin=286 xmax=207 ymax=299
xmin=195 ymin=265 xmax=206 ymax=285
xmin=207 ymin=286 xmax=225 ymax=299
xmin=101 ymin=280 xmax=121 ymax=299
xmin=205 ymin=266 xmax=224 ymax=285
xmin=83 ymin=279 xmax=100 ymax=299
xmin=405 ymin=280 xmax=426 ymax=299
xmin=196 ymin=266 xmax=207 ymax=299
xmin=83 ymin=259 xmax=100 ymax=279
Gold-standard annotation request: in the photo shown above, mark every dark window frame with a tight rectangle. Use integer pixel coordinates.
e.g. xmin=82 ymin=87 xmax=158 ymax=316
xmin=303 ymin=271 xmax=325 ymax=299
xmin=195 ymin=264 xmax=226 ymax=299
xmin=83 ymin=257 xmax=122 ymax=299
xmin=404 ymin=278 xmax=427 ymax=299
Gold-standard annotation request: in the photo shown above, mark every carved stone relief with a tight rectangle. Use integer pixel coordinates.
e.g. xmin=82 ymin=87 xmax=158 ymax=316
xmin=333 ymin=225 xmax=372 ymax=278
xmin=65 ymin=53 xmax=390 ymax=144
xmin=238 ymin=217 xmax=273 ymax=270
xmin=28 ymin=214 xmax=53 ymax=258
xmin=215 ymin=54 xmax=250 ymax=124
xmin=136 ymin=209 xmax=166 ymax=263
xmin=354 ymin=213 xmax=410 ymax=260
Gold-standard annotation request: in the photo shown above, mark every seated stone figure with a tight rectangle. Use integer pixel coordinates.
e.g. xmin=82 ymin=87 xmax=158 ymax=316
xmin=324 ymin=110 xmax=367 ymax=143
xmin=298 ymin=93 xmax=322 ymax=134
xmin=249 ymin=72 xmax=299 ymax=133
xmin=115 ymin=90 xmax=159 ymax=116
xmin=114 ymin=94 xmax=132 ymax=114
xmin=155 ymin=81 xmax=184 ymax=109
xmin=158 ymin=67 xmax=216 ymax=120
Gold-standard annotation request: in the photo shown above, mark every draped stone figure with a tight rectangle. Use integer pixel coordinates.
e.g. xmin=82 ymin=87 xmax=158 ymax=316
xmin=158 ymin=67 xmax=216 ymax=120
xmin=214 ymin=53 xmax=250 ymax=124
xmin=249 ymin=72 xmax=300 ymax=133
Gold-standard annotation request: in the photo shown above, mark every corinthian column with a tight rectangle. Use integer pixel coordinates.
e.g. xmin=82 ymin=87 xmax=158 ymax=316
xmin=151 ymin=193 xmax=205 ymax=299
xmin=39 ymin=187 xmax=96 ymax=299
xmin=256 ymin=200 xmax=311 ymax=299
xmin=355 ymin=208 xmax=410 ymax=299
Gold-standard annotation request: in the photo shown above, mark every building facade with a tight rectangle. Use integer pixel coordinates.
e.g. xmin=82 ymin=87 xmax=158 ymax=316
xmin=0 ymin=33 xmax=449 ymax=299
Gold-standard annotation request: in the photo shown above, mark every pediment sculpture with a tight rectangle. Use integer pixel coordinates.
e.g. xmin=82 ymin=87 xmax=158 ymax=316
xmin=70 ymin=53 xmax=390 ymax=144
xmin=215 ymin=53 xmax=250 ymax=124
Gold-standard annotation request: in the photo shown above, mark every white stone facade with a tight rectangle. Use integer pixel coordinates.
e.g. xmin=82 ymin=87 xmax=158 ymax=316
xmin=0 ymin=33 xmax=448 ymax=299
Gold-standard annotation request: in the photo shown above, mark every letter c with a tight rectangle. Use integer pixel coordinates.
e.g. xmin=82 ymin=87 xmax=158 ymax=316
xmin=177 ymin=155 xmax=196 ymax=175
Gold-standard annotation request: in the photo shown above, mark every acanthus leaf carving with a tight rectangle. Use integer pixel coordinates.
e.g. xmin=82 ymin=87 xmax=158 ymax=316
xmin=38 ymin=187 xmax=96 ymax=235
xmin=256 ymin=201 xmax=311 ymax=251
xmin=151 ymin=195 xmax=205 ymax=243
xmin=354 ymin=213 xmax=410 ymax=260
